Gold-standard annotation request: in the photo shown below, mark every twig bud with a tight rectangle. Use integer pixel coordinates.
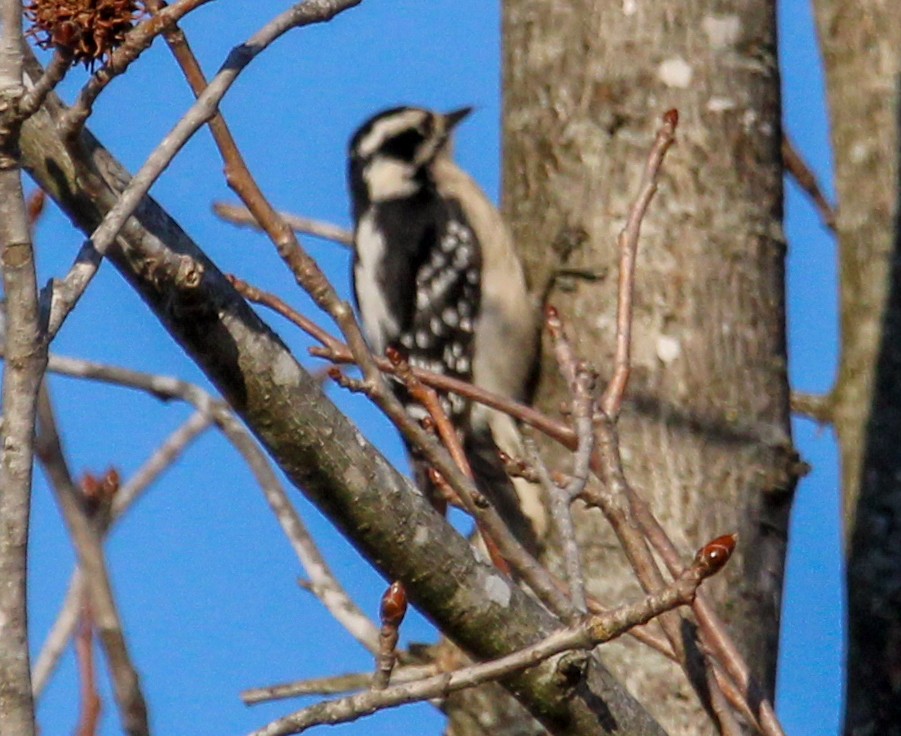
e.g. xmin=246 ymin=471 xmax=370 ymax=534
xmin=695 ymin=533 xmax=737 ymax=576
xmin=380 ymin=581 xmax=407 ymax=628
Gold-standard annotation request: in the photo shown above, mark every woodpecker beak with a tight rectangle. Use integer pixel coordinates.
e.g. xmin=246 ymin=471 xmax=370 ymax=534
xmin=444 ymin=106 xmax=474 ymax=130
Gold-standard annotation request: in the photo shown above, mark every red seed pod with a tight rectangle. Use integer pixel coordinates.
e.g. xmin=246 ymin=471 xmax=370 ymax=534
xmin=695 ymin=533 xmax=737 ymax=575
xmin=23 ymin=0 xmax=146 ymax=69
xmin=664 ymin=108 xmax=679 ymax=128
xmin=380 ymin=581 xmax=408 ymax=627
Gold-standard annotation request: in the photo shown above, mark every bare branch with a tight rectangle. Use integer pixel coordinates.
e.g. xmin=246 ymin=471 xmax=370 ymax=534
xmin=526 ymin=438 xmax=586 ymax=617
xmin=59 ymin=0 xmax=218 ymax=135
xmin=34 ymin=387 xmax=149 ymax=736
xmin=44 ymin=0 xmax=363 ymax=339
xmin=782 ymin=135 xmax=836 ymax=232
xmin=18 ymin=49 xmax=72 ymax=119
xmin=32 ymin=571 xmax=84 ymax=699
xmin=243 ymin=665 xmax=437 ymax=705
xmin=32 ymin=412 xmax=210 ymax=698
xmin=214 ymin=201 xmax=352 ymax=247
xmin=74 ymin=605 xmax=102 ymax=736
xmin=251 ymin=538 xmax=732 ymax=736
xmin=600 ymin=109 xmax=678 ymax=419
xmin=0 ymin=4 xmax=43 ymax=729
xmin=790 ymin=390 xmax=834 ymax=425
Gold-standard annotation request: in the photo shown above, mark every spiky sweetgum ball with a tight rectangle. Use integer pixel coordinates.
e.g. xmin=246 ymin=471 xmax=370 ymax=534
xmin=24 ymin=0 xmax=145 ymax=69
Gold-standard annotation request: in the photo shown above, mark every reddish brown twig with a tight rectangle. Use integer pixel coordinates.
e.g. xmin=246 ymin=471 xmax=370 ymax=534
xmin=782 ymin=135 xmax=836 ymax=232
xmin=379 ymin=348 xmax=511 ymax=574
xmin=600 ymin=109 xmax=678 ymax=419
xmin=74 ymin=604 xmax=102 ymax=736
xmin=252 ymin=533 xmax=734 ymax=736
xmin=227 ymin=102 xmax=782 ymax=732
xmin=59 ymin=0 xmax=216 ymax=136
xmin=230 ymin=275 xmax=572 ymax=446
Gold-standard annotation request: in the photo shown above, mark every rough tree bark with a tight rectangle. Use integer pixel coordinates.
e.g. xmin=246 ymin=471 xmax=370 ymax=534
xmin=451 ymin=1 xmax=796 ymax=735
xmin=812 ymin=1 xmax=901 ymax=733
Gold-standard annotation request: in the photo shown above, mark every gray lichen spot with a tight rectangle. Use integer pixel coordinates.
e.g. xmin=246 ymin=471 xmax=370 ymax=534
xmin=484 ymin=574 xmax=512 ymax=608
xmin=272 ymin=350 xmax=300 ymax=386
xmin=344 ymin=465 xmax=368 ymax=490
xmin=413 ymin=525 xmax=430 ymax=546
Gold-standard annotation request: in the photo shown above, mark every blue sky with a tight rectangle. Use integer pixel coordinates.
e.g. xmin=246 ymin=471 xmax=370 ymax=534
xmin=22 ymin=1 xmax=841 ymax=734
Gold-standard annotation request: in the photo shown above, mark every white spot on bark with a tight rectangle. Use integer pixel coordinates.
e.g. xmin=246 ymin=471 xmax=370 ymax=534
xmin=742 ymin=109 xmax=758 ymax=131
xmin=707 ymin=97 xmax=736 ymax=112
xmin=850 ymin=142 xmax=869 ymax=163
xmin=656 ymin=334 xmax=682 ymax=364
xmin=702 ymin=15 xmax=742 ymax=48
xmin=272 ymin=351 xmax=299 ymax=385
xmin=484 ymin=575 xmax=511 ymax=607
xmin=344 ymin=465 xmax=367 ymax=489
xmin=622 ymin=0 xmax=637 ymax=15
xmin=413 ymin=526 xmax=429 ymax=546
xmin=658 ymin=58 xmax=693 ymax=88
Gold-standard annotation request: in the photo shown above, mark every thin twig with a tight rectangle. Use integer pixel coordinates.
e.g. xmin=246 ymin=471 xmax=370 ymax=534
xmin=600 ymin=109 xmax=678 ymax=419
xmin=243 ymin=665 xmax=437 ymax=705
xmin=636 ymin=508 xmax=786 ymax=736
xmin=782 ymin=135 xmax=836 ymax=232
xmin=34 ymin=385 xmax=150 ymax=736
xmin=32 ymin=571 xmax=84 ymax=698
xmin=74 ymin=604 xmax=102 ymax=736
xmin=526 ymin=437 xmax=586 ymax=617
xmin=60 ymin=0 xmax=217 ymax=136
xmin=32 ymin=412 xmax=211 ymax=698
xmin=250 ymin=535 xmax=734 ymax=736
xmin=18 ymin=49 xmax=72 ymax=119
xmin=28 ymin=352 xmax=381 ymax=655
xmin=214 ymin=201 xmax=352 ymax=247
xmin=47 ymin=0 xmax=364 ymax=339
xmin=790 ymin=389 xmax=834 ymax=425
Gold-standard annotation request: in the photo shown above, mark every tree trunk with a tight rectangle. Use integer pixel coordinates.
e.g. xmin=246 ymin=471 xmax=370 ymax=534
xmin=812 ymin=1 xmax=901 ymax=732
xmin=477 ymin=1 xmax=795 ymax=734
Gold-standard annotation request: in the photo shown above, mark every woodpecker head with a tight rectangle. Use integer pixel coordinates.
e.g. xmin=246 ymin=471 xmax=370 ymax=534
xmin=348 ymin=106 xmax=472 ymax=212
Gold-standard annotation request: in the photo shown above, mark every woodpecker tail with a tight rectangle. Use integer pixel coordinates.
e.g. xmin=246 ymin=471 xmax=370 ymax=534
xmin=408 ymin=411 xmax=545 ymax=559
xmin=463 ymin=425 xmax=541 ymax=556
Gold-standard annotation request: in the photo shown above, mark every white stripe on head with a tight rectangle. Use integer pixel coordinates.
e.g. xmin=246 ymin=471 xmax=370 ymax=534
xmin=355 ymin=108 xmax=430 ymax=159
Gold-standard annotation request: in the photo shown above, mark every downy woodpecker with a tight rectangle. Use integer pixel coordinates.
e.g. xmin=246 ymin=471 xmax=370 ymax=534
xmin=348 ymin=106 xmax=543 ymax=552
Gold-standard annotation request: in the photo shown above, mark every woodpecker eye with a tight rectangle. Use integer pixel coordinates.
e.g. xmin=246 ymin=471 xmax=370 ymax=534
xmin=381 ymin=129 xmax=426 ymax=162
